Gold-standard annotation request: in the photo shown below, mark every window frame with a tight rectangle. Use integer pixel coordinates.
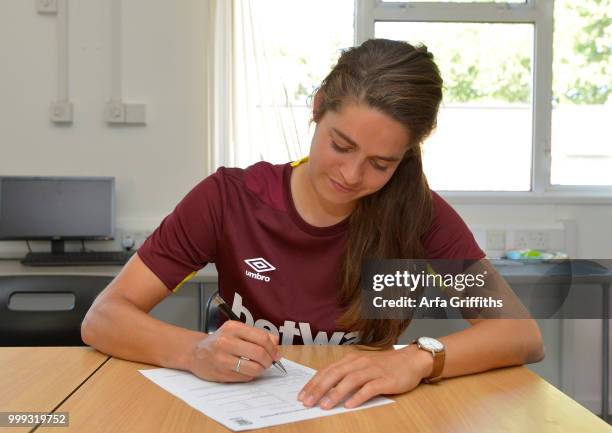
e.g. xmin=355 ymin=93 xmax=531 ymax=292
xmin=354 ymin=0 xmax=612 ymax=204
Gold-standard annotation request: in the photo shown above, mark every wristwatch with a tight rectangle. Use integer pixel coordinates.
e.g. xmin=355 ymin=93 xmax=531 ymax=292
xmin=413 ymin=337 xmax=445 ymax=383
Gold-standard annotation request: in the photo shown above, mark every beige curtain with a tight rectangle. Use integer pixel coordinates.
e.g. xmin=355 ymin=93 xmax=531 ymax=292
xmin=205 ymin=0 xmax=307 ymax=174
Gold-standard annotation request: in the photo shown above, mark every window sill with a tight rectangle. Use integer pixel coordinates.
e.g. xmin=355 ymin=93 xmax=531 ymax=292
xmin=439 ymin=191 xmax=612 ymax=205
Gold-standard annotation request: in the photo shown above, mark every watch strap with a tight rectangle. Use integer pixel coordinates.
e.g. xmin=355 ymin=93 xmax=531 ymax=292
xmin=412 ymin=338 xmax=445 ymax=383
xmin=422 ymin=349 xmax=445 ymax=383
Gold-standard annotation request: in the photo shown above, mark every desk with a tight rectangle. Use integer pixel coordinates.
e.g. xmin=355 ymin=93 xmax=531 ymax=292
xmin=2 ymin=260 xmax=612 ymax=423
xmin=0 ymin=347 xmax=109 ymax=433
xmin=497 ymin=260 xmax=612 ymax=420
xmin=0 ymin=260 xmax=218 ymax=283
xmin=8 ymin=346 xmax=604 ymax=433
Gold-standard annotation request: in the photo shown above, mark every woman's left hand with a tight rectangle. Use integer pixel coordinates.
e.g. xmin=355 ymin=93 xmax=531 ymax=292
xmin=297 ymin=345 xmax=434 ymax=410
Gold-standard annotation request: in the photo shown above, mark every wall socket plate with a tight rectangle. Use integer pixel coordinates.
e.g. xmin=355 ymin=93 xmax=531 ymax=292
xmin=49 ymin=101 xmax=73 ymax=123
xmin=36 ymin=0 xmax=57 ymax=14
xmin=486 ymin=230 xmax=506 ymax=250
xmin=106 ymin=101 xmax=125 ymax=123
xmin=132 ymin=230 xmax=153 ymax=249
xmin=512 ymin=230 xmax=550 ymax=250
xmin=124 ymin=103 xmax=146 ymax=124
xmin=115 ymin=229 xmax=152 ymax=250
xmin=481 ymin=227 xmax=567 ymax=255
xmin=106 ymin=101 xmax=147 ymax=124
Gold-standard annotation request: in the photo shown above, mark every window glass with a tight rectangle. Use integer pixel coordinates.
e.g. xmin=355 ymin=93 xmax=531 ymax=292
xmin=550 ymin=0 xmax=612 ymax=186
xmin=376 ymin=22 xmax=534 ymax=191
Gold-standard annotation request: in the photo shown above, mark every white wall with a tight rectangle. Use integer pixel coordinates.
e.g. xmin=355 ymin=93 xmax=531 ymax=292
xmin=1 ymin=0 xmax=611 ymax=417
xmin=0 ymin=0 xmax=207 ymax=255
xmin=3 ymin=1 xmax=611 ymax=258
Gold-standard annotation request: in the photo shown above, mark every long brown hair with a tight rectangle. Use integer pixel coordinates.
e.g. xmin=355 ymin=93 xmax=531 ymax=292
xmin=311 ymin=39 xmax=443 ymax=348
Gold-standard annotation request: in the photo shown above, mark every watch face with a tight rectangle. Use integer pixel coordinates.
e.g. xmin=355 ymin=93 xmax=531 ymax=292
xmin=418 ymin=337 xmax=444 ymax=352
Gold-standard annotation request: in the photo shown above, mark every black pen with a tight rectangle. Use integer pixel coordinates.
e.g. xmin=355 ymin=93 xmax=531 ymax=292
xmin=212 ymin=294 xmax=288 ymax=375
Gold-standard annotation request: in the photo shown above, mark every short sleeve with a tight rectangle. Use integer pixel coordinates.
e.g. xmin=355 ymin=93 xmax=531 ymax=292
xmin=137 ymin=171 xmax=225 ymax=292
xmin=422 ymin=191 xmax=485 ymax=260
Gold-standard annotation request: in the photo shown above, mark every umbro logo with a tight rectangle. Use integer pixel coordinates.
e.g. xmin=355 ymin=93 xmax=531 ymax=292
xmin=244 ymin=257 xmax=276 ymax=273
xmin=244 ymin=257 xmax=276 ymax=282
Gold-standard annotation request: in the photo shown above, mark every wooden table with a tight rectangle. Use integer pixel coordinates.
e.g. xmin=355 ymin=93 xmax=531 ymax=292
xmin=0 ymin=347 xmax=109 ymax=432
xmin=10 ymin=346 xmax=605 ymax=433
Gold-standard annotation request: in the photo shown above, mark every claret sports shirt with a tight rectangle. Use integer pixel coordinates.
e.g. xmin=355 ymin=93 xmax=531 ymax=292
xmin=137 ymin=158 xmax=485 ymax=345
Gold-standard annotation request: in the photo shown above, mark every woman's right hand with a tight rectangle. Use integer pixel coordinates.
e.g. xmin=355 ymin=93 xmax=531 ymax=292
xmin=189 ymin=320 xmax=281 ymax=382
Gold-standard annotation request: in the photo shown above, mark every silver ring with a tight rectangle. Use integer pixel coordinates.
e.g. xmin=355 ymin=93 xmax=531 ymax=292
xmin=234 ymin=356 xmax=249 ymax=373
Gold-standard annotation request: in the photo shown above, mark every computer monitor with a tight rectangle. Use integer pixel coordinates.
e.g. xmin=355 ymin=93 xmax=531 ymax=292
xmin=0 ymin=176 xmax=115 ymax=253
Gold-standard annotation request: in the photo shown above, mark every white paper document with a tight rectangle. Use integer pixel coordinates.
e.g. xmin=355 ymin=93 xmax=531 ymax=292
xmin=139 ymin=358 xmax=394 ymax=431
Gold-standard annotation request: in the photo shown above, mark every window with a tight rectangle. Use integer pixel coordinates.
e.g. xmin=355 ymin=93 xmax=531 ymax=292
xmin=376 ymin=21 xmax=534 ymax=191
xmin=359 ymin=0 xmax=612 ymax=194
xmin=382 ymin=0 xmax=526 ymax=2
xmin=550 ymin=0 xmax=612 ymax=186
xmin=231 ymin=0 xmax=611 ymax=196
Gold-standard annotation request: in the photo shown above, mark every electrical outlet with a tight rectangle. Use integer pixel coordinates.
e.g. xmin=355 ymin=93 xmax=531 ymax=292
xmin=486 ymin=230 xmax=506 ymax=250
xmin=512 ymin=230 xmax=549 ymax=250
xmin=49 ymin=101 xmax=73 ymax=123
xmin=133 ymin=230 xmax=152 ymax=249
xmin=530 ymin=231 xmax=549 ymax=250
xmin=106 ymin=101 xmax=147 ymax=124
xmin=37 ymin=0 xmax=57 ymax=14
xmin=125 ymin=103 xmax=147 ymax=124
xmin=106 ymin=101 xmax=125 ymax=123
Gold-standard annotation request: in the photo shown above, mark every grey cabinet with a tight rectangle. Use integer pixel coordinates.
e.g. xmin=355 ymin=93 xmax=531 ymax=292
xmin=0 ymin=275 xmax=113 ymax=346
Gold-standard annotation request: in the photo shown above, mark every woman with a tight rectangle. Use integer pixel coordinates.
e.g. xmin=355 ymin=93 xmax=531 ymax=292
xmin=81 ymin=38 xmax=544 ymax=411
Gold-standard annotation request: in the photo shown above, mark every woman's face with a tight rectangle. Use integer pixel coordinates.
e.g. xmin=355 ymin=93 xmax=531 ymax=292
xmin=307 ymin=101 xmax=410 ymax=207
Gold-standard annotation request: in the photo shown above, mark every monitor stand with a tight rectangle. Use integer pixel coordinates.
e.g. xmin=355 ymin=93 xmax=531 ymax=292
xmin=51 ymin=239 xmax=66 ymax=254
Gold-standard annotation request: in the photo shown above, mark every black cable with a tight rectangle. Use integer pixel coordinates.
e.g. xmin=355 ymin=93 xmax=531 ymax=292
xmin=26 ymin=240 xmax=32 ymax=253
xmin=80 ymin=239 xmax=94 ymax=253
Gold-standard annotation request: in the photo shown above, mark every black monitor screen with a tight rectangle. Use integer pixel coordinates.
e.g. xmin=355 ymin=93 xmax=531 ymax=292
xmin=0 ymin=177 xmax=115 ymax=240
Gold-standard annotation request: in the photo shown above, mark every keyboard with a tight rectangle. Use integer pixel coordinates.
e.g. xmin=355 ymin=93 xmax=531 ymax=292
xmin=21 ymin=251 xmax=134 ymax=266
